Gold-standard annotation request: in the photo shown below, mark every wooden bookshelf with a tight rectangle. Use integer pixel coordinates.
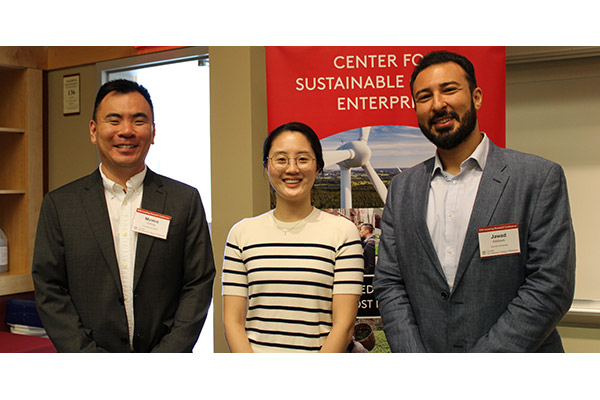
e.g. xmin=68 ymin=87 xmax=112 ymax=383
xmin=0 ymin=65 xmax=43 ymax=296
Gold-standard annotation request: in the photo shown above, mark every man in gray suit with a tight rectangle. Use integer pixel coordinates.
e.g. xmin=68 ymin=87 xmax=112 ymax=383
xmin=32 ymin=79 xmax=215 ymax=352
xmin=373 ymin=51 xmax=575 ymax=352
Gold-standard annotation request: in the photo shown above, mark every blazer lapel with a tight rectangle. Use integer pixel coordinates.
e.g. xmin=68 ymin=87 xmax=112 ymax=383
xmin=413 ymin=158 xmax=449 ymax=285
xmin=134 ymin=169 xmax=166 ymax=290
xmin=80 ymin=170 xmax=122 ymax=292
xmin=453 ymin=142 xmax=509 ymax=288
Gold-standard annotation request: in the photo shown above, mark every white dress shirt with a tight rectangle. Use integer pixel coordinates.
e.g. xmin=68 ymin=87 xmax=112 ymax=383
xmin=99 ymin=164 xmax=146 ymax=349
xmin=426 ymin=134 xmax=489 ymax=290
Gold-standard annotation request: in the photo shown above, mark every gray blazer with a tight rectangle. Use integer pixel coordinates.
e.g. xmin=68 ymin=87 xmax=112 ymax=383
xmin=32 ymin=168 xmax=216 ymax=352
xmin=373 ymin=142 xmax=575 ymax=352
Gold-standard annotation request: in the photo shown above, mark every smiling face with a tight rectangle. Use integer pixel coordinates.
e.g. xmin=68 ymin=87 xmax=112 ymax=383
xmin=90 ymin=91 xmax=155 ymax=182
xmin=266 ymin=130 xmax=318 ymax=206
xmin=413 ymin=62 xmax=482 ymax=150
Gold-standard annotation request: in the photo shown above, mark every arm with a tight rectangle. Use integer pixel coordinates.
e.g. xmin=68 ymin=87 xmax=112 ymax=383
xmin=320 ymin=294 xmax=360 ymax=353
xmin=373 ymin=180 xmax=427 ymax=352
xmin=220 ymin=223 xmax=254 ymax=352
xmin=151 ymin=189 xmax=216 ymax=352
xmin=471 ymin=163 xmax=576 ymax=352
xmin=223 ymin=295 xmax=253 ymax=352
xmin=32 ymin=195 xmax=107 ymax=352
xmin=320 ymin=217 xmax=363 ymax=353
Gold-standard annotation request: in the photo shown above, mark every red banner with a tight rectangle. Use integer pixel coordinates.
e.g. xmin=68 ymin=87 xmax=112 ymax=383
xmin=266 ymin=46 xmax=505 ymax=147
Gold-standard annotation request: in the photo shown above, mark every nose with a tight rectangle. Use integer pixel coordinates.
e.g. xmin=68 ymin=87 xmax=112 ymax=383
xmin=119 ymin=121 xmax=135 ymax=137
xmin=285 ymin=158 xmax=300 ymax=172
xmin=431 ymin=92 xmax=447 ymax=112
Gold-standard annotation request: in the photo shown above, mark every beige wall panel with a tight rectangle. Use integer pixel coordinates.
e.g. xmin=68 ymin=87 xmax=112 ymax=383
xmin=47 ymin=64 xmax=99 ymax=191
xmin=559 ymin=326 xmax=600 ymax=353
xmin=506 ymin=57 xmax=600 ymax=301
xmin=507 ymin=54 xmax=600 ymax=352
xmin=209 ymin=46 xmax=269 ymax=352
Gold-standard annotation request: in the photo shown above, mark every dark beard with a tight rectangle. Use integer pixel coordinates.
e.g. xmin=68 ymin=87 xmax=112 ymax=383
xmin=419 ymin=102 xmax=477 ymax=150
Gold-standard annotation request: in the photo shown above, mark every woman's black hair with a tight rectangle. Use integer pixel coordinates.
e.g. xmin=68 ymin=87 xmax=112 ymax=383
xmin=263 ymin=122 xmax=324 ymax=173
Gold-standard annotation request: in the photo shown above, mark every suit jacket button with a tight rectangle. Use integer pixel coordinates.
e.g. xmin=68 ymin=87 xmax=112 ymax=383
xmin=441 ymin=291 xmax=449 ymax=300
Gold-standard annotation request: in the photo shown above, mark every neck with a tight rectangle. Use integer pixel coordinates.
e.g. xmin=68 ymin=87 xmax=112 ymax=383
xmin=273 ymin=197 xmax=314 ymax=222
xmin=101 ymin=164 xmax=143 ymax=192
xmin=437 ymin=130 xmax=483 ymax=175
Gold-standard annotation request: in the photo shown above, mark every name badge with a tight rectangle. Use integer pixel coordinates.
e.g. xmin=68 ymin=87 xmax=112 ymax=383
xmin=132 ymin=208 xmax=171 ymax=240
xmin=478 ymin=223 xmax=520 ymax=258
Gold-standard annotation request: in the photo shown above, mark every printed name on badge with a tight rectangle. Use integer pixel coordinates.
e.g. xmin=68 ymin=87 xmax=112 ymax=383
xmin=132 ymin=208 xmax=171 ymax=240
xmin=478 ymin=223 xmax=520 ymax=258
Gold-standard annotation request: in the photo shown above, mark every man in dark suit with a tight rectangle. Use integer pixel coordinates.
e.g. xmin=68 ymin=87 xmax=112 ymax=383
xmin=32 ymin=79 xmax=215 ymax=352
xmin=373 ymin=51 xmax=575 ymax=352
xmin=359 ymin=223 xmax=376 ymax=275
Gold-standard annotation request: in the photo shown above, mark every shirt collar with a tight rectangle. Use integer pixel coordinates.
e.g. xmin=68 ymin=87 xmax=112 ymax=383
xmin=431 ymin=133 xmax=490 ymax=177
xmin=99 ymin=164 xmax=147 ymax=195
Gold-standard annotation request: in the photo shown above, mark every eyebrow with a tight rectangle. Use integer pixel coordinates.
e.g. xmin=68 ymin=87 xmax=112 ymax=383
xmin=271 ymin=151 xmax=312 ymax=155
xmin=439 ymin=81 xmax=461 ymax=89
xmin=103 ymin=112 xmax=122 ymax=119
xmin=103 ymin=112 xmax=150 ymax=120
xmin=414 ymin=80 xmax=461 ymax=98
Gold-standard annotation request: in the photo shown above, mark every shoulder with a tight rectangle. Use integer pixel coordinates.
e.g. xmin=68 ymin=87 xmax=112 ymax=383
xmin=314 ymin=209 xmax=361 ymax=242
xmin=148 ymin=170 xmax=198 ymax=194
xmin=386 ymin=157 xmax=433 ymax=195
xmin=494 ymin=144 xmax=558 ymax=168
xmin=225 ymin=211 xmax=276 ymax=249
xmin=146 ymin=170 xmax=206 ymax=210
xmin=228 ymin=211 xmax=273 ymax=234
xmin=490 ymin=144 xmax=565 ymax=180
xmin=315 ymin=209 xmax=354 ymax=229
xmin=44 ymin=170 xmax=100 ymax=200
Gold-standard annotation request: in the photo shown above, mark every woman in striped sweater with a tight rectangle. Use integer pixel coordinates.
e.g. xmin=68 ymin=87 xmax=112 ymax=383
xmin=222 ymin=122 xmax=364 ymax=352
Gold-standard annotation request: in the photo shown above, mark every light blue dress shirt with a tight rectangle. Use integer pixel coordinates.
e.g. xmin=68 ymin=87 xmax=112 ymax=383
xmin=426 ymin=134 xmax=490 ymax=290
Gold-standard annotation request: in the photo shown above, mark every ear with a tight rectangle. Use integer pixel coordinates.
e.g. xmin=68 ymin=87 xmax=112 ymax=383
xmin=472 ymin=87 xmax=483 ymax=111
xmin=151 ymin=123 xmax=156 ymax=145
xmin=89 ymin=120 xmax=97 ymax=144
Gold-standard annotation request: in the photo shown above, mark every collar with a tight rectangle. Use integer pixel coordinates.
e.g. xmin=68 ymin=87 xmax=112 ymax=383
xmin=99 ymin=164 xmax=147 ymax=195
xmin=431 ymin=132 xmax=490 ymax=177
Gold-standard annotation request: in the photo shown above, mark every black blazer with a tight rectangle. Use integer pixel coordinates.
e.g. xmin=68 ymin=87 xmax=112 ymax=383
xmin=32 ymin=168 xmax=216 ymax=352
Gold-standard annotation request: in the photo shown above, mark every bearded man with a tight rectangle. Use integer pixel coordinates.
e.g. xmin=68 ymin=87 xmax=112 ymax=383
xmin=373 ymin=51 xmax=575 ymax=352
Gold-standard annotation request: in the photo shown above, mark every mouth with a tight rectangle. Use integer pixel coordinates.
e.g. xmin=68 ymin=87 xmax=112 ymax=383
xmin=114 ymin=144 xmax=138 ymax=149
xmin=431 ymin=113 xmax=458 ymax=132
xmin=283 ymin=178 xmax=302 ymax=187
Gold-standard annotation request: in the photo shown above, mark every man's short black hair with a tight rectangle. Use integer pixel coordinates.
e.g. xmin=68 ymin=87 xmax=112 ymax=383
xmin=410 ymin=51 xmax=478 ymax=96
xmin=361 ymin=223 xmax=374 ymax=233
xmin=92 ymin=79 xmax=154 ymax=122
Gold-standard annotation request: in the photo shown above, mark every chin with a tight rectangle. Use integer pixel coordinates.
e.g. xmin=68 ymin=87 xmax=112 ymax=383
xmin=276 ymin=191 xmax=310 ymax=202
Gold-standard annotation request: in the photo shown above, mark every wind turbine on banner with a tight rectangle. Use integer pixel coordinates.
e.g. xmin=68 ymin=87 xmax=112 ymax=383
xmin=322 ymin=126 xmax=388 ymax=209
